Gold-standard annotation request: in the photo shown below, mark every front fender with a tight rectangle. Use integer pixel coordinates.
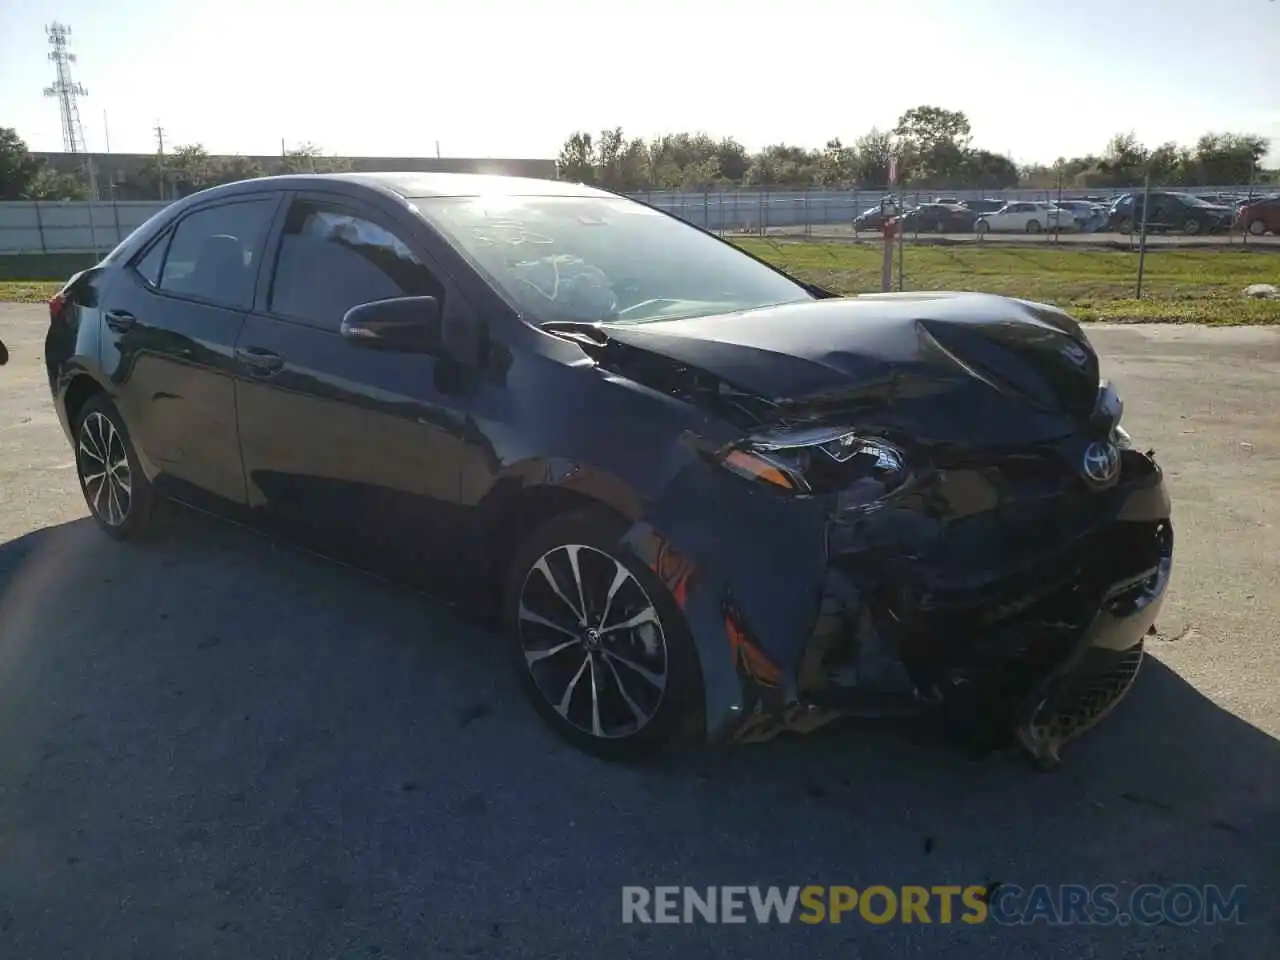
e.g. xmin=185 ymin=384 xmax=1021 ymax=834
xmin=620 ymin=455 xmax=831 ymax=743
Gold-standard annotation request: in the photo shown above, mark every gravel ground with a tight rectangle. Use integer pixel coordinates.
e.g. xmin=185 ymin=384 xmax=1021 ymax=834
xmin=1 ymin=305 xmax=1277 ymax=959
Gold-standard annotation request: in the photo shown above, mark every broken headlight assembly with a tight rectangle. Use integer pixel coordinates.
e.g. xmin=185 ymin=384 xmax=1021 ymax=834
xmin=718 ymin=425 xmax=913 ymax=502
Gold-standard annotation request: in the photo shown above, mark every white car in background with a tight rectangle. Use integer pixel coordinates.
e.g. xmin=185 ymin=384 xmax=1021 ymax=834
xmin=1053 ymin=200 xmax=1108 ymax=227
xmin=975 ymin=201 xmax=1075 ymax=235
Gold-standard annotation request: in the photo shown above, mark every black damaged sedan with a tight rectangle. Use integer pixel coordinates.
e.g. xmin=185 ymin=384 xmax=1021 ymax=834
xmin=45 ymin=173 xmax=1172 ymax=766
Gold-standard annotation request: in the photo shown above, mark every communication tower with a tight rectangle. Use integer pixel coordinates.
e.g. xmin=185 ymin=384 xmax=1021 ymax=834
xmin=43 ymin=22 xmax=89 ymax=154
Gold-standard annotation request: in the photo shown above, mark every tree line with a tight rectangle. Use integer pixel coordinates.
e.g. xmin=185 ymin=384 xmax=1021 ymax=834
xmin=558 ymin=105 xmax=1274 ymax=191
xmin=0 ymin=127 xmax=350 ymax=201
xmin=2 ymin=105 xmax=1273 ymax=203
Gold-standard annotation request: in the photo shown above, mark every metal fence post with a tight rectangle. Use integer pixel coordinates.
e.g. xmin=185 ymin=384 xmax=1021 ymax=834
xmin=1135 ymin=172 xmax=1152 ymax=299
xmin=34 ymin=200 xmax=47 ymax=253
xmin=87 ymin=199 xmax=101 ymax=258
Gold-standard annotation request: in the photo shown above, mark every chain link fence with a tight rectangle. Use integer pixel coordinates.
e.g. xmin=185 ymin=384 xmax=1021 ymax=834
xmin=630 ymin=184 xmax=1278 ymax=247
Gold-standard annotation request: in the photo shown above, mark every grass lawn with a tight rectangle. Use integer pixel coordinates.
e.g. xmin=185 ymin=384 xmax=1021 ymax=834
xmin=0 ymin=280 xmax=63 ymax=303
xmin=2 ymin=242 xmax=1278 ymax=323
xmin=736 ymin=239 xmax=1280 ymax=324
xmin=0 ymin=253 xmax=97 ymax=303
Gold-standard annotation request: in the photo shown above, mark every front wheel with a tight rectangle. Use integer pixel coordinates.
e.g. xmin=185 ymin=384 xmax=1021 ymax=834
xmin=975 ymin=220 xmax=990 ymax=236
xmin=1026 ymin=219 xmax=1043 ymax=234
xmin=503 ymin=506 xmax=704 ymax=760
xmin=1247 ymin=219 xmax=1266 ymax=236
xmin=74 ymin=394 xmax=160 ymax=540
xmin=1183 ymin=218 xmax=1201 ymax=236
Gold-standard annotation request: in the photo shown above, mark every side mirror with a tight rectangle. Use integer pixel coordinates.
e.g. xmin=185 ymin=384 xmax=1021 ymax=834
xmin=340 ymin=296 xmax=442 ymax=354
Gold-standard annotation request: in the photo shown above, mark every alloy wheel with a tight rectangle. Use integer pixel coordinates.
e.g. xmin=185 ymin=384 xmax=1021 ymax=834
xmin=1248 ymin=219 xmax=1266 ymax=236
xmin=79 ymin=410 xmax=132 ymax=526
xmin=517 ymin=543 xmax=668 ymax=739
xmin=1183 ymin=219 xmax=1201 ymax=235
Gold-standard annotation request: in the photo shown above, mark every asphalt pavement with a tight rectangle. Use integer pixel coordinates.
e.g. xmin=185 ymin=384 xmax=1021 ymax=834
xmin=1 ymin=304 xmax=1277 ymax=959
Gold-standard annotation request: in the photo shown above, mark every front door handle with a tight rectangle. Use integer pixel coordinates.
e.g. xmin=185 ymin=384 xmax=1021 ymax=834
xmin=235 ymin=346 xmax=285 ymax=376
xmin=105 ymin=310 xmax=136 ymax=333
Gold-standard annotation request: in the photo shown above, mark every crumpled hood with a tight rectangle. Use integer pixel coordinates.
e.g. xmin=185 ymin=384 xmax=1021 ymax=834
xmin=597 ymin=293 xmax=1104 ymax=443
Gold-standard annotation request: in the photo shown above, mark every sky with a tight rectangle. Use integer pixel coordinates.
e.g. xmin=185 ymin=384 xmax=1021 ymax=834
xmin=2 ymin=0 xmax=1278 ymax=166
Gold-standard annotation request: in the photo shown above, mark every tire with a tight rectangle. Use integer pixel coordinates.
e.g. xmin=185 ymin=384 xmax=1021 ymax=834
xmin=1183 ymin=218 xmax=1201 ymax=236
xmin=1115 ymin=217 xmax=1133 ymax=235
xmin=975 ymin=220 xmax=989 ymax=236
xmin=74 ymin=393 xmax=160 ymax=540
xmin=1247 ymin=219 xmax=1267 ymax=236
xmin=935 ymin=220 xmax=947 ymax=234
xmin=502 ymin=505 xmax=704 ymax=760
xmin=1026 ymin=219 xmax=1042 ymax=234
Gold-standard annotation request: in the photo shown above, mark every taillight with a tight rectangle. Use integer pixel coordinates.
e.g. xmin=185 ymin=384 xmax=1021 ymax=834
xmin=48 ymin=291 xmax=68 ymax=324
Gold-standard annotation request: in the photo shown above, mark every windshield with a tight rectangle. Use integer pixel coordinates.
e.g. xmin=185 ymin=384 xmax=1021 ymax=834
xmin=413 ymin=195 xmax=813 ymax=325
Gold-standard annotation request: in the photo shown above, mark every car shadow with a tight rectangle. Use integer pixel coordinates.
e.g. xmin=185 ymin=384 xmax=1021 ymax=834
xmin=1 ymin=511 xmax=1277 ymax=958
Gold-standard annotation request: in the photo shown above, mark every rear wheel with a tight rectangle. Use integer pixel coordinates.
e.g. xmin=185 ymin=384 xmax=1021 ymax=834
xmin=1115 ymin=216 xmax=1133 ymax=234
xmin=74 ymin=394 xmax=159 ymax=540
xmin=1247 ymin=219 xmax=1267 ymax=236
xmin=503 ymin=506 xmax=703 ymax=760
xmin=935 ymin=220 xmax=947 ymax=234
xmin=1026 ymin=219 xmax=1042 ymax=234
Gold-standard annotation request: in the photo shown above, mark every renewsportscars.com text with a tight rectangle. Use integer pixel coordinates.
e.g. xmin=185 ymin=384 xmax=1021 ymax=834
xmin=621 ymin=884 xmax=1246 ymax=926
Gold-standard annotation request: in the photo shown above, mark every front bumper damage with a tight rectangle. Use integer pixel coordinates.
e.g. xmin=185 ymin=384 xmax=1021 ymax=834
xmin=629 ymin=445 xmax=1173 ymax=768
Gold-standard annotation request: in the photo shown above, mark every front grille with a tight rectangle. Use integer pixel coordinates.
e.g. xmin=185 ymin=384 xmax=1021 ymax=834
xmin=1027 ymin=641 xmax=1145 ymax=746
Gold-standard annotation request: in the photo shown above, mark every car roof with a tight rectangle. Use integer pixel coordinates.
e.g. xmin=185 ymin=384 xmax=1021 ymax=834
xmin=168 ymin=171 xmax=609 ymax=210
xmin=326 ymin=171 xmax=608 ymax=198
xmin=106 ymin=172 xmax=616 ymax=265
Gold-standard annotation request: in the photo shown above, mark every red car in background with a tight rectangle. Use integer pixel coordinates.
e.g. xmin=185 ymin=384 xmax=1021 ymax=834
xmin=1236 ymin=196 xmax=1280 ymax=236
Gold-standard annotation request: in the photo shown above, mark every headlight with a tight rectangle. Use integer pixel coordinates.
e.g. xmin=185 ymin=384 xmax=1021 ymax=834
xmin=718 ymin=425 xmax=912 ymax=499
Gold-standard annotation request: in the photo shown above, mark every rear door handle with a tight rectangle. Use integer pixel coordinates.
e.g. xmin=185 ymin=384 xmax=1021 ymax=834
xmin=235 ymin=346 xmax=285 ymax=376
xmin=105 ymin=310 xmax=136 ymax=333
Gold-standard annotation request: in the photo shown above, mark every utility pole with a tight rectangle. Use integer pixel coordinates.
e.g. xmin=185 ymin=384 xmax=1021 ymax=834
xmin=154 ymin=122 xmax=168 ymax=200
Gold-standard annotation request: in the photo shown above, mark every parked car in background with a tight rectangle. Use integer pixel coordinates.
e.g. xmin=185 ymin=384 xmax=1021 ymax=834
xmin=1053 ymin=200 xmax=1108 ymax=231
xmin=853 ymin=200 xmax=898 ymax=231
xmin=961 ymin=198 xmax=1007 ymax=214
xmin=900 ymin=203 xmax=978 ymax=233
xmin=975 ymin=201 xmax=1074 ymax=235
xmin=1235 ymin=196 xmax=1280 ymax=236
xmin=1106 ymin=192 xmax=1234 ymax=235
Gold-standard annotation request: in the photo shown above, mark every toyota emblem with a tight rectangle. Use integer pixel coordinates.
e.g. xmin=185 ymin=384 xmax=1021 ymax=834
xmin=1082 ymin=440 xmax=1120 ymax=484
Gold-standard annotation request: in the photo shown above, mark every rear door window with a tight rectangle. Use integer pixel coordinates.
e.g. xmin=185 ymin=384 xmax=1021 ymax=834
xmin=132 ymin=229 xmax=172 ymax=286
xmin=156 ymin=199 xmax=278 ymax=310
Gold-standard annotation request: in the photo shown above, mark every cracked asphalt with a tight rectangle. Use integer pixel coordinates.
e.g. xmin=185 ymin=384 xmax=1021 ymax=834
xmin=1 ymin=304 xmax=1277 ymax=959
